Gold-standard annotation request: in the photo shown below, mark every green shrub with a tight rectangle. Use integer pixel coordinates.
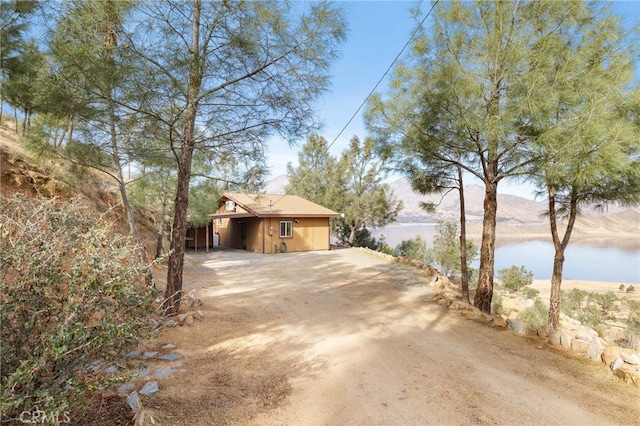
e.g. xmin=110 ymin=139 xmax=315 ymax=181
xmin=578 ymin=305 xmax=605 ymax=327
xmin=0 ymin=195 xmax=157 ymax=419
xmin=496 ymin=265 xmax=533 ymax=293
xmin=394 ymin=236 xmax=430 ymax=264
xmin=491 ymin=291 xmax=510 ymax=316
xmin=516 ymin=299 xmax=548 ymax=327
xmin=626 ymin=285 xmax=636 ymax=294
xmin=522 ymin=287 xmax=540 ymax=300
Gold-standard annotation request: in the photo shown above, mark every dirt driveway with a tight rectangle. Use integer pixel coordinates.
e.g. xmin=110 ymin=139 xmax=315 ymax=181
xmin=145 ymin=247 xmax=639 ymax=425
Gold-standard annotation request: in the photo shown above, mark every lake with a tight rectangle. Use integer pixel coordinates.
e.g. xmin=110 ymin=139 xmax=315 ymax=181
xmin=372 ymin=224 xmax=640 ymax=284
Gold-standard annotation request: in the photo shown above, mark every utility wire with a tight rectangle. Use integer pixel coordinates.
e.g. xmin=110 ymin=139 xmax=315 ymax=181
xmin=324 ymin=0 xmax=439 ymax=154
xmin=271 ymin=0 xmax=439 ymax=206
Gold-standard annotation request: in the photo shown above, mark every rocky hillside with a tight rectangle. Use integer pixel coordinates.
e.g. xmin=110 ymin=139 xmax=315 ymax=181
xmin=0 ymin=120 xmax=159 ymax=254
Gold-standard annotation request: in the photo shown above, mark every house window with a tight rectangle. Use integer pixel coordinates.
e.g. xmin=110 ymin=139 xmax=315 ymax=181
xmin=217 ymin=218 xmax=222 ymax=225
xmin=280 ymin=220 xmax=293 ymax=238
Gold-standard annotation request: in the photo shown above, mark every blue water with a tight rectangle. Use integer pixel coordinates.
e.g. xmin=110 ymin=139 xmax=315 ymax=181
xmin=372 ymin=225 xmax=640 ymax=284
xmin=488 ymin=240 xmax=639 ymax=283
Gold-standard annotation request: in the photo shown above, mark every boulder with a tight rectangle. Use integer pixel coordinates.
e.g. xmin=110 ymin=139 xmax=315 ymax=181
xmin=587 ymin=338 xmax=605 ymax=361
xmin=560 ymin=331 xmax=573 ymax=349
xmin=492 ymin=315 xmax=508 ymax=328
xmin=622 ymin=353 xmax=640 ymax=365
xmin=507 ymin=319 xmax=525 ymax=335
xmin=548 ymin=329 xmax=562 ymax=346
xmin=601 ymin=346 xmax=622 ymax=367
xmin=613 ymin=367 xmax=640 ymax=388
xmin=610 ymin=357 xmax=625 ymax=372
xmin=571 ymin=338 xmax=590 ymax=354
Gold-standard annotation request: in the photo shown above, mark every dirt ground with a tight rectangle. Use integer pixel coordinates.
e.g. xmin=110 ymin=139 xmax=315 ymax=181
xmin=137 ymin=247 xmax=639 ymax=425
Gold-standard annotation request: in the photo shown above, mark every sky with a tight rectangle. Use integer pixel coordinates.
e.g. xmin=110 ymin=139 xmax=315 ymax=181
xmin=265 ymin=1 xmax=640 ymax=200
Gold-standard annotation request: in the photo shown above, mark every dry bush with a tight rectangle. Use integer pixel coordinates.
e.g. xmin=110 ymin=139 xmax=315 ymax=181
xmin=0 ymin=195 xmax=157 ymax=421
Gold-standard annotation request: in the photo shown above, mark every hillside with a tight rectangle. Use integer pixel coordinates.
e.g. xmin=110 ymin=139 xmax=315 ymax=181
xmin=0 ymin=120 xmax=159 ymax=254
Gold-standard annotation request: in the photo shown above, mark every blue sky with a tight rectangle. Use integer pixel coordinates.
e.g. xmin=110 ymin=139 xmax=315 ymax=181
xmin=266 ymin=1 xmax=640 ymax=200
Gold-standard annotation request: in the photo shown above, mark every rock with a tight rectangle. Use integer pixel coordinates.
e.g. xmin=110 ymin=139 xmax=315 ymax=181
xmin=492 ymin=315 xmax=508 ymax=328
xmin=559 ymin=331 xmax=573 ymax=349
xmin=135 ymin=366 xmax=151 ymax=378
xmin=536 ymin=325 xmax=550 ymax=340
xmin=622 ymin=353 xmax=640 ymax=365
xmin=571 ymin=338 xmax=590 ymax=354
xmin=143 ymin=351 xmax=158 ymax=359
xmin=157 ymin=353 xmax=182 ymax=361
xmin=193 ymin=310 xmax=204 ymax=320
xmin=162 ymin=343 xmax=176 ymax=350
xmin=602 ymin=346 xmax=622 ymax=367
xmin=548 ymin=329 xmax=562 ymax=346
xmin=154 ymin=368 xmax=179 ymax=378
xmin=507 ymin=319 xmax=525 ymax=334
xmin=126 ymin=391 xmax=141 ymax=411
xmin=614 ymin=367 xmax=640 ymax=388
xmin=139 ymin=381 xmax=159 ymax=396
xmin=437 ymin=297 xmax=451 ymax=308
xmin=610 ymin=357 xmax=625 ymax=372
xmin=126 ymin=351 xmax=141 ymax=359
xmin=118 ymin=382 xmax=135 ymax=394
xmin=449 ymin=300 xmax=471 ymax=311
xmin=587 ymin=338 xmax=605 ymax=361
xmin=184 ymin=315 xmax=194 ymax=326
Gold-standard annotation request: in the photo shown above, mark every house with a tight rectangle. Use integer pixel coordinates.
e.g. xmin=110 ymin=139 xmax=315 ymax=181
xmin=203 ymin=193 xmax=339 ymax=253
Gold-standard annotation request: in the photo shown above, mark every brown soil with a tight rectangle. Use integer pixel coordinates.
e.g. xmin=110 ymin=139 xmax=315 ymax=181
xmin=132 ymin=247 xmax=639 ymax=425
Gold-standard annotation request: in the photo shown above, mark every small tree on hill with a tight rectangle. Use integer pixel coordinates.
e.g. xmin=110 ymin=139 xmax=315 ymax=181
xmin=496 ymin=265 xmax=534 ymax=294
xmin=430 ymin=220 xmax=478 ymax=279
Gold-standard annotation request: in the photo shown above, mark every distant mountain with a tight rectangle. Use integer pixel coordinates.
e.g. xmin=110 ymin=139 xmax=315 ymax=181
xmin=388 ymin=178 xmax=546 ymax=224
xmin=264 ymin=175 xmax=546 ymax=224
xmin=263 ymin=174 xmax=288 ymax=194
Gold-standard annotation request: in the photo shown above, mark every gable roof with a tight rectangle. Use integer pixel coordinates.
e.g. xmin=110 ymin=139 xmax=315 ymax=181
xmin=211 ymin=193 xmax=340 ymax=219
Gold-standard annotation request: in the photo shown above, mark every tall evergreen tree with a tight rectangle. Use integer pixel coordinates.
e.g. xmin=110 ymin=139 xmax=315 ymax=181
xmin=48 ymin=0 xmax=152 ymax=280
xmin=366 ymin=1 xmax=637 ymax=313
xmin=118 ymin=1 xmax=347 ymax=316
xmin=286 ymin=134 xmax=343 ymax=211
xmin=523 ymin=2 xmax=640 ymax=329
xmin=287 ymin=134 xmax=402 ymax=246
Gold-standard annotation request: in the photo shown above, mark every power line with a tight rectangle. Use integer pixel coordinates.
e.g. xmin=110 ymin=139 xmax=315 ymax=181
xmin=272 ymin=0 xmax=439 ymax=206
xmin=324 ymin=0 xmax=439 ymax=154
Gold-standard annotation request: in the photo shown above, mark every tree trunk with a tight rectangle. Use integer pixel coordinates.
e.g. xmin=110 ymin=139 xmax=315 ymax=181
xmin=348 ymin=225 xmax=356 ymax=246
xmin=473 ymin=180 xmax=498 ymax=313
xmin=457 ymin=167 xmax=470 ymax=303
xmin=548 ymin=249 xmax=565 ymax=330
xmin=155 ymin=175 xmax=169 ymax=259
xmin=546 ymin=186 xmax=579 ymax=329
xmin=162 ymin=0 xmax=202 ymax=317
xmin=108 ymin=99 xmax=152 ymax=285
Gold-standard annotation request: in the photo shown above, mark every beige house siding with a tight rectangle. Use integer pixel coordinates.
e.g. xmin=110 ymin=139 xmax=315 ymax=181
xmin=210 ymin=193 xmax=338 ymax=254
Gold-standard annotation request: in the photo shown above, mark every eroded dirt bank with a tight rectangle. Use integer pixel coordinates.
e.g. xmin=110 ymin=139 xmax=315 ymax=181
xmin=146 ymin=248 xmax=640 ymax=425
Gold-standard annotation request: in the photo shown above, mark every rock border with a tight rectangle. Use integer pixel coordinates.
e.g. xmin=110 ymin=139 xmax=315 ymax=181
xmin=359 ymin=247 xmax=640 ymax=389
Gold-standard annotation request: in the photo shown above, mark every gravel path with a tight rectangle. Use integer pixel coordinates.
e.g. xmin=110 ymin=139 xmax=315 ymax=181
xmin=147 ymin=247 xmax=640 ymax=425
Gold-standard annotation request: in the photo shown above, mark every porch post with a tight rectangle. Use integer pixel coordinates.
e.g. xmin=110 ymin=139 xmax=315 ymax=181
xmin=206 ymin=221 xmax=210 ymax=253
